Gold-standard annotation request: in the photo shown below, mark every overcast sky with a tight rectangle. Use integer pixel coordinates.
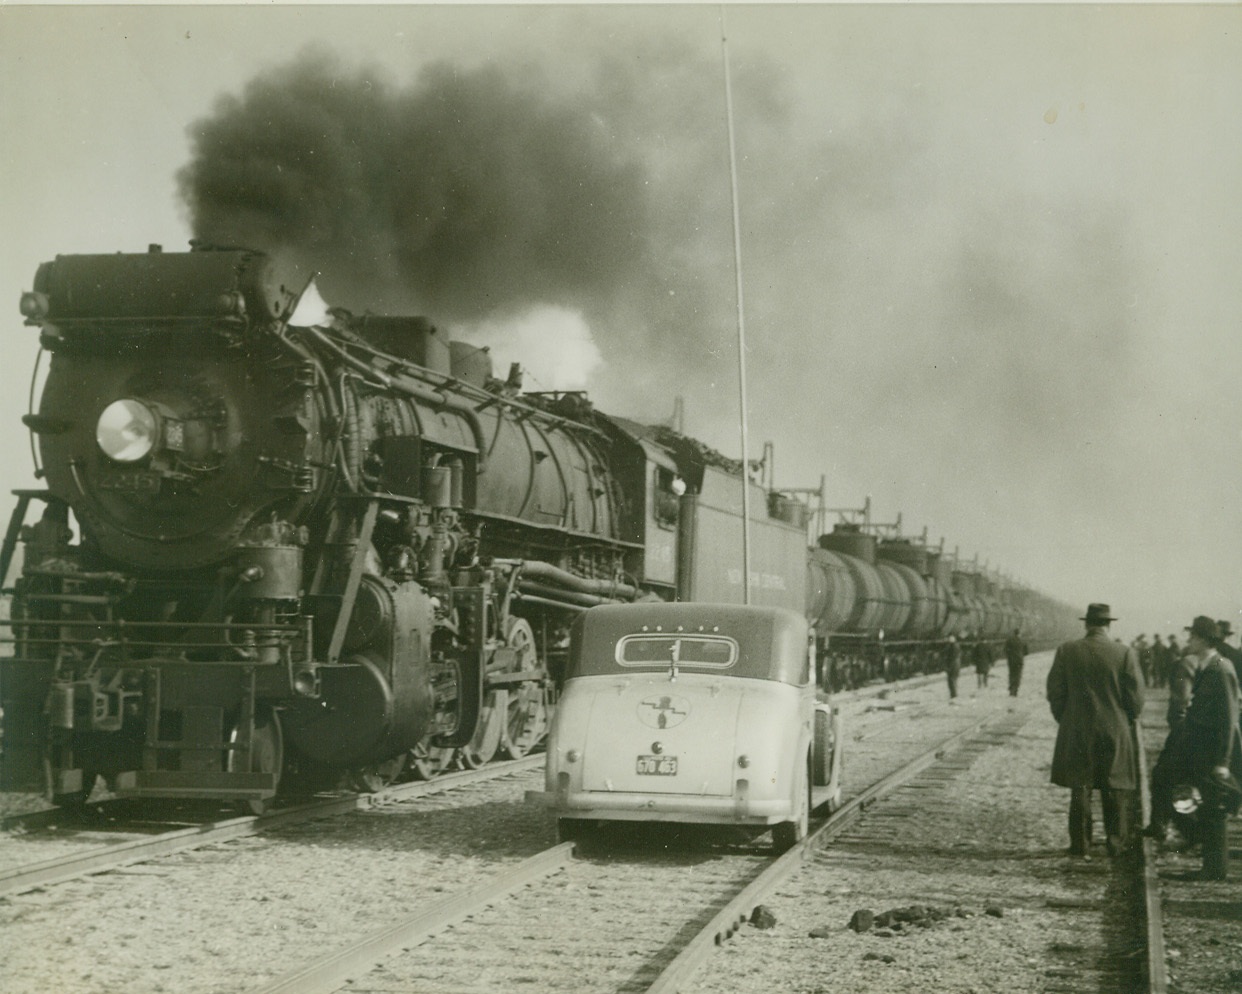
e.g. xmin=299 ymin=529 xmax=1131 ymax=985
xmin=1 ymin=4 xmax=1238 ymax=638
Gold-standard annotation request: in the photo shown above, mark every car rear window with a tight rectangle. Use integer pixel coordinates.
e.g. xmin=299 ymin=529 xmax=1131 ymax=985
xmin=616 ymin=634 xmax=738 ymax=669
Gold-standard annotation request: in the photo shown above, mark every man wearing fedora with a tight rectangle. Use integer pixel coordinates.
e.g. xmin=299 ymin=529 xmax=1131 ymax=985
xmin=1167 ymin=626 xmax=1205 ymax=729
xmin=1004 ymin=627 xmax=1029 ymax=697
xmin=1208 ymin=618 xmax=1241 ymax=682
xmin=1209 ymin=619 xmax=1242 ymax=740
xmin=1047 ymin=603 xmax=1145 ymax=857
xmin=1144 ymin=615 xmax=1242 ymax=880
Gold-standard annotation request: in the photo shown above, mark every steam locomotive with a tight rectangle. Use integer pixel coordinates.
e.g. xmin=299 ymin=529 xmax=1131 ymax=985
xmin=0 ymin=244 xmax=1077 ymax=809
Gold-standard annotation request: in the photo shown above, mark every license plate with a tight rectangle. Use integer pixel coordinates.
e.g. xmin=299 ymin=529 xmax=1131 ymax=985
xmin=636 ymin=755 xmax=678 ymax=776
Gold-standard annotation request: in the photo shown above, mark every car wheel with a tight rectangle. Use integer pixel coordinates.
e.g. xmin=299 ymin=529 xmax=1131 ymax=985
xmin=772 ymin=755 xmax=810 ymax=853
xmin=557 ymin=818 xmax=592 ymax=844
xmin=812 ymin=708 xmax=834 ymax=786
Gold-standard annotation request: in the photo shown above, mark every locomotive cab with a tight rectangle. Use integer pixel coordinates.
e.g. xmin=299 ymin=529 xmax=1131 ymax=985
xmin=528 ymin=602 xmax=842 ymax=851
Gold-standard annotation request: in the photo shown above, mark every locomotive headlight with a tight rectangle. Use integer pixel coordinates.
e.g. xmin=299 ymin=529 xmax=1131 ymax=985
xmin=96 ymin=399 xmax=158 ymax=463
xmin=19 ymin=291 xmax=49 ymax=320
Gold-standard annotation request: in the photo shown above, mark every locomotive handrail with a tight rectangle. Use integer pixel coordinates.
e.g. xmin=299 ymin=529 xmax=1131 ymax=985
xmin=29 ymin=315 xmax=247 ymax=328
xmin=0 ymin=654 xmax=287 ymax=667
xmin=305 ymin=321 xmax=613 ymax=443
xmin=0 ymin=617 xmax=306 ymax=631
xmin=468 ymin=508 xmax=644 ymax=547
xmin=0 ymin=614 xmax=308 ymax=663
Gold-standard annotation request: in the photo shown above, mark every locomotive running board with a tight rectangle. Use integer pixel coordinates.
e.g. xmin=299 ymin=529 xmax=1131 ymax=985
xmin=113 ymin=770 xmax=276 ymax=800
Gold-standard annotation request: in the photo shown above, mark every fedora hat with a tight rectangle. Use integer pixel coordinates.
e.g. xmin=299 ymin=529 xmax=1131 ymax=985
xmin=1218 ymin=620 xmax=1234 ymax=638
xmin=1185 ymin=615 xmax=1219 ymax=641
xmin=1079 ymin=603 xmax=1116 ymax=624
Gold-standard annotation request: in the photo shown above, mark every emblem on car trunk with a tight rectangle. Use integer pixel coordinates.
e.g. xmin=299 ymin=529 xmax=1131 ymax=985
xmin=638 ymin=694 xmax=690 ymax=729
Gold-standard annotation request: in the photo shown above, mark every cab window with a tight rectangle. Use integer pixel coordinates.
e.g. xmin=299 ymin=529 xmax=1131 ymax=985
xmin=616 ymin=634 xmax=738 ymax=669
xmin=652 ymin=467 xmax=684 ymax=529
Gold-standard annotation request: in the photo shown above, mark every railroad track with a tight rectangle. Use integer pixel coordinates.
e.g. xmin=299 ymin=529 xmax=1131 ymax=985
xmin=1136 ymin=689 xmax=1240 ymax=994
xmin=678 ymin=684 xmax=1170 ymax=994
xmin=0 ymin=670 xmax=943 ymax=896
xmin=11 ymin=657 xmax=1146 ymax=994
xmin=243 ymin=704 xmax=1017 ymax=994
xmin=0 ymin=755 xmax=542 ymax=897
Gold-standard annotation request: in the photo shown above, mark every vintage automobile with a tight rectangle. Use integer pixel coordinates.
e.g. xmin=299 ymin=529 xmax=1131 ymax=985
xmin=528 ymin=602 xmax=842 ymax=851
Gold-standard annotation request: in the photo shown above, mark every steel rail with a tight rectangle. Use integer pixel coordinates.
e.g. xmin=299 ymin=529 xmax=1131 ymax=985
xmin=0 ymin=754 xmax=543 ymax=897
xmin=236 ymin=706 xmax=1017 ymax=994
xmin=1136 ymin=718 xmax=1169 ymax=994
xmin=644 ymin=707 xmax=1020 ymax=994
xmin=248 ymin=842 xmax=575 ymax=994
xmin=0 ymin=667 xmax=984 ymax=899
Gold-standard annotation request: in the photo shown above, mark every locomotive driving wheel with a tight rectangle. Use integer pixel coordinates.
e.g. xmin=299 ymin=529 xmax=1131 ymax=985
xmin=409 ymin=737 xmax=456 ymax=780
xmin=772 ymin=754 xmax=811 ymax=854
xmin=500 ymin=617 xmax=549 ymax=759
xmin=348 ymin=754 xmax=407 ymax=793
xmin=43 ymin=759 xmax=98 ymax=810
xmin=459 ymin=689 xmax=504 ymax=769
xmin=227 ymin=708 xmax=283 ymax=815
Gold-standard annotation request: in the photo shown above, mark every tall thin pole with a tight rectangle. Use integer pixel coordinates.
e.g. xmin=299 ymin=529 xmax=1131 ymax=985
xmin=721 ymin=6 xmax=752 ymax=605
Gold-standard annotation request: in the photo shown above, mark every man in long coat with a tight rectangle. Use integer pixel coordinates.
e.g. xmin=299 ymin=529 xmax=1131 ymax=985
xmin=1046 ymin=603 xmax=1145 ymax=857
xmin=944 ymin=635 xmax=961 ymax=700
xmin=1145 ymin=616 xmax=1242 ymax=880
xmin=1004 ymin=628 xmax=1028 ymax=697
xmin=973 ymin=636 xmax=993 ymax=689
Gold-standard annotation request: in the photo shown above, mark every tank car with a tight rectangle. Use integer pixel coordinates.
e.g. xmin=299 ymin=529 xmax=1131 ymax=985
xmin=805 ymin=518 xmax=1076 ymax=690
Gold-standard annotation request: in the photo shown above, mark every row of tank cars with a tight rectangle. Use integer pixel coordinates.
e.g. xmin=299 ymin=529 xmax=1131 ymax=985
xmin=0 ymin=244 xmax=1077 ymax=816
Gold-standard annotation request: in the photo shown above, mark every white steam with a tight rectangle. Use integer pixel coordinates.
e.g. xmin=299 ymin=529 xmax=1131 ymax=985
xmin=452 ymin=305 xmax=602 ymax=392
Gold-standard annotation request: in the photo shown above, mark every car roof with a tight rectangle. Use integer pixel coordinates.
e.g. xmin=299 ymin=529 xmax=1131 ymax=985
xmin=569 ymin=602 xmax=810 ymax=684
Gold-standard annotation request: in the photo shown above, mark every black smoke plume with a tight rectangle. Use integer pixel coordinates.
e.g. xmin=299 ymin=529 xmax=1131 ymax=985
xmin=177 ymin=43 xmax=826 ymax=416
xmin=179 ymin=39 xmax=1147 ymax=574
xmin=180 ymin=51 xmax=650 ymax=322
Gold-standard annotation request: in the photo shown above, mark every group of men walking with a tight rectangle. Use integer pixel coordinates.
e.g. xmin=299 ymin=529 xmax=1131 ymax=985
xmin=1046 ymin=604 xmax=1242 ymax=881
xmin=942 ymin=628 xmax=1029 ymax=700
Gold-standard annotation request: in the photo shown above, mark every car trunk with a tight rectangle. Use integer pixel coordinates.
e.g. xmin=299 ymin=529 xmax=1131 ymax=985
xmin=580 ymin=675 xmax=744 ymax=796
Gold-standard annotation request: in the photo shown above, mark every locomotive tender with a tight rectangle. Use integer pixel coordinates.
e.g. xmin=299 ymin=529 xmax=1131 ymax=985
xmin=0 ymin=244 xmax=1075 ymax=808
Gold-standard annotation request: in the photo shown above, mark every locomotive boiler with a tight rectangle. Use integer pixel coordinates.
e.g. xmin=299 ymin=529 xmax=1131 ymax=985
xmin=0 ymin=243 xmax=1077 ymax=809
